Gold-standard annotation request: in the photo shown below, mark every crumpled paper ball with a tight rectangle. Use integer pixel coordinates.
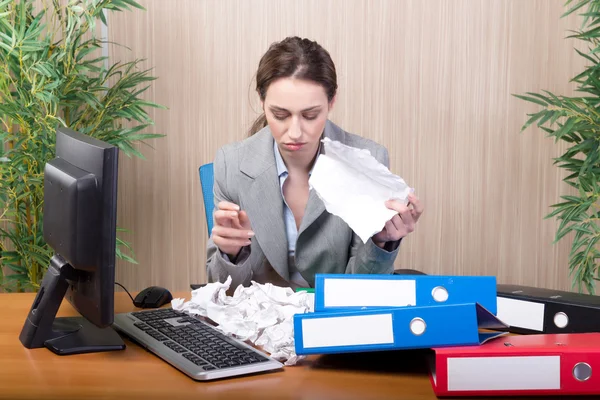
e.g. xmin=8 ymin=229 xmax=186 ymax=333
xmin=171 ymin=276 xmax=314 ymax=366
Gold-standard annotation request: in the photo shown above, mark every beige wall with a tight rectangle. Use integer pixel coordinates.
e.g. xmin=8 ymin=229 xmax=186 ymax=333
xmin=108 ymin=0 xmax=585 ymax=292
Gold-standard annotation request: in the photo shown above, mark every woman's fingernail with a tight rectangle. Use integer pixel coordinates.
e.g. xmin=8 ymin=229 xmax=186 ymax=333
xmin=230 ymin=211 xmax=238 ymax=217
xmin=248 ymin=231 xmax=255 ymax=237
xmin=233 ymin=204 xmax=240 ymax=211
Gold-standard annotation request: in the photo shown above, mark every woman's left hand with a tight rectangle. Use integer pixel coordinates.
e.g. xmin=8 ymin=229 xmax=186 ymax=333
xmin=372 ymin=193 xmax=423 ymax=247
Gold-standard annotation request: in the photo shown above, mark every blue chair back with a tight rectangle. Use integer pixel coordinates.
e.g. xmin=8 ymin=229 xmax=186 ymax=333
xmin=199 ymin=163 xmax=214 ymax=234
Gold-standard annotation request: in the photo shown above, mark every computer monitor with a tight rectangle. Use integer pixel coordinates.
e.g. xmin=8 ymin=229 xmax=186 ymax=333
xmin=19 ymin=127 xmax=125 ymax=355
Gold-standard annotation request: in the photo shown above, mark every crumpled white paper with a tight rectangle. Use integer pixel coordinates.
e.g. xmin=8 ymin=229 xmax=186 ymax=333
xmin=171 ymin=276 xmax=314 ymax=366
xmin=309 ymin=138 xmax=413 ymax=243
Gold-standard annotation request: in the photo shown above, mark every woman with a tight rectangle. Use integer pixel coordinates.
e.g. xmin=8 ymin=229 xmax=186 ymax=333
xmin=206 ymin=37 xmax=423 ymax=290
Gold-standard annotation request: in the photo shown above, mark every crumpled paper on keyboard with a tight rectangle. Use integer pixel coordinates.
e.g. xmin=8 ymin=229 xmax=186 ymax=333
xmin=171 ymin=276 xmax=314 ymax=366
xmin=309 ymin=137 xmax=413 ymax=243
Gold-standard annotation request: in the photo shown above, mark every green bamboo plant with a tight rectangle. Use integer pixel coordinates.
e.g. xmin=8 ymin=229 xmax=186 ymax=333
xmin=517 ymin=0 xmax=600 ymax=294
xmin=0 ymin=0 xmax=165 ymax=292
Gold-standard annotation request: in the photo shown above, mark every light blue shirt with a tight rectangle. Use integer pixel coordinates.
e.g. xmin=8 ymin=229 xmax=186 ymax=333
xmin=273 ymin=141 xmax=299 ymax=256
xmin=273 ymin=140 xmax=319 ymax=288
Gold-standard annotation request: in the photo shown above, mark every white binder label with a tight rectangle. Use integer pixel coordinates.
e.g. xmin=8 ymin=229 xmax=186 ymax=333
xmin=496 ymin=297 xmax=545 ymax=331
xmin=447 ymin=356 xmax=560 ymax=391
xmin=324 ymin=279 xmax=417 ymax=307
xmin=301 ymin=313 xmax=394 ymax=348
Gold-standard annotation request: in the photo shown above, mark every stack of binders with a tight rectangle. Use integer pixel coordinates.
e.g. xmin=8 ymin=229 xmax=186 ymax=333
xmin=293 ymin=273 xmax=508 ymax=355
xmin=430 ymin=283 xmax=600 ymax=397
xmin=293 ymin=274 xmax=600 ymax=397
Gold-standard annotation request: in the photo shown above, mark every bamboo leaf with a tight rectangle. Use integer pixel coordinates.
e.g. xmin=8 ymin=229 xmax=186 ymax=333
xmin=99 ymin=10 xmax=108 ymax=26
xmin=562 ymin=0 xmax=591 ymax=18
xmin=520 ymin=111 xmax=546 ymax=132
xmin=514 ymin=93 xmax=549 ymax=107
xmin=6 ymin=274 xmax=29 ymax=281
xmin=575 ymin=47 xmax=599 ymax=64
xmin=122 ymin=133 xmax=165 ymax=141
xmin=120 ymin=0 xmax=146 ymax=10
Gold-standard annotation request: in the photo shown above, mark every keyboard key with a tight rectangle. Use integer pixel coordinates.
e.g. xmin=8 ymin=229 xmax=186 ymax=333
xmin=133 ymin=322 xmax=150 ymax=330
xmin=148 ymin=332 xmax=168 ymax=341
xmin=165 ymin=341 xmax=187 ymax=353
xmin=183 ymin=353 xmax=200 ymax=362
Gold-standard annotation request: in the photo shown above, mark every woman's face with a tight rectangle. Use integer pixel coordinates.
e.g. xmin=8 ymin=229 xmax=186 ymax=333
xmin=262 ymin=77 xmax=334 ymax=163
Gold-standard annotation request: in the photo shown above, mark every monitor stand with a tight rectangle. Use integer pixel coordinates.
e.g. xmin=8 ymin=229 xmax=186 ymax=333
xmin=18 ymin=255 xmax=125 ymax=355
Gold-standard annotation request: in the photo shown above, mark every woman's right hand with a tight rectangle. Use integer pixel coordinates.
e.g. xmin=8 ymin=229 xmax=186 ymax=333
xmin=212 ymin=201 xmax=254 ymax=259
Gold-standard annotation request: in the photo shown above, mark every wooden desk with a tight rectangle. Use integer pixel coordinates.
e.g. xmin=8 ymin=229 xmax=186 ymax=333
xmin=0 ymin=292 xmax=561 ymax=400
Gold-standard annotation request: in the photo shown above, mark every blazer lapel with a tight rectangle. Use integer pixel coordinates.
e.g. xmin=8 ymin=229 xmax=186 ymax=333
xmin=240 ymin=129 xmax=289 ymax=281
xmin=298 ymin=188 xmax=325 ymax=236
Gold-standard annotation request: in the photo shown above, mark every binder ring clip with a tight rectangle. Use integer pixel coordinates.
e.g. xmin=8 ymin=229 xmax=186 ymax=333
xmin=553 ymin=312 xmax=569 ymax=329
xmin=431 ymin=286 xmax=449 ymax=303
xmin=409 ymin=317 xmax=426 ymax=336
xmin=573 ymin=362 xmax=592 ymax=382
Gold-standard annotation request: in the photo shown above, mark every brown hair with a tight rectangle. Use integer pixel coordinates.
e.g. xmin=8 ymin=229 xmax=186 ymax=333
xmin=248 ymin=36 xmax=338 ymax=136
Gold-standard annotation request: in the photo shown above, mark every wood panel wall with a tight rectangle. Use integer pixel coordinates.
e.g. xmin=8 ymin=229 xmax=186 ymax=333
xmin=107 ymin=0 xmax=587 ymax=293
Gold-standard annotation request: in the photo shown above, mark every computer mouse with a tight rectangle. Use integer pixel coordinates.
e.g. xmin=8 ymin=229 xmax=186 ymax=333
xmin=133 ymin=286 xmax=173 ymax=308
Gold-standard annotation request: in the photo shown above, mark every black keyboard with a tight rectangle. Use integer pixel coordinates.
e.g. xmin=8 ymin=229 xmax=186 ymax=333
xmin=113 ymin=308 xmax=284 ymax=380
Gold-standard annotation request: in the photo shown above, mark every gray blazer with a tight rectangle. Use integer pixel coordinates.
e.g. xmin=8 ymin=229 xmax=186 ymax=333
xmin=206 ymin=120 xmax=400 ymax=289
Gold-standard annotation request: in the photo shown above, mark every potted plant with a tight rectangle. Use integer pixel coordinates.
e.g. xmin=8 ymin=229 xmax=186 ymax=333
xmin=517 ymin=0 xmax=600 ymax=294
xmin=0 ymin=0 xmax=165 ymax=291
